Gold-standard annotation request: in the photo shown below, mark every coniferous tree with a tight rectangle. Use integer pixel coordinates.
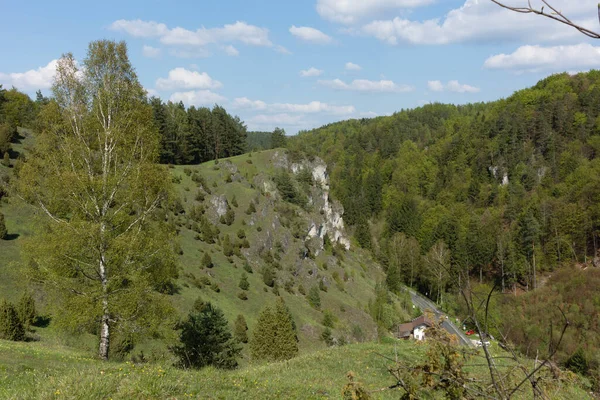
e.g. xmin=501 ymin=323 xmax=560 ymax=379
xmin=202 ymin=252 xmax=214 ymax=269
xmin=17 ymin=293 xmax=36 ymax=328
xmin=0 ymin=299 xmax=25 ymax=341
xmin=233 ymin=314 xmax=248 ymax=344
xmin=172 ymin=302 xmax=240 ymax=369
xmin=308 ymin=285 xmax=321 ymax=309
xmin=239 ymin=272 xmax=250 ymax=291
xmin=2 ymin=152 xmax=9 ymax=167
xmin=250 ymin=298 xmax=298 ymax=361
xmin=0 ymin=212 xmax=7 ymax=240
xmin=271 ymin=127 xmax=287 ymax=149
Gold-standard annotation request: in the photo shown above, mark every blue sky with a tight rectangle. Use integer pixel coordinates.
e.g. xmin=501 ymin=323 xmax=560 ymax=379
xmin=1 ymin=0 xmax=600 ymax=133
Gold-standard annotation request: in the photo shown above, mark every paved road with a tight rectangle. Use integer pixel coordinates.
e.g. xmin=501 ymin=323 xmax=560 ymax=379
xmin=407 ymin=289 xmax=473 ymax=347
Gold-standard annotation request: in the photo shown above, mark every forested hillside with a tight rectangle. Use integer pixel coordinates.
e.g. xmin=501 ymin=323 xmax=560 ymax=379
xmin=289 ymin=71 xmax=600 ymax=373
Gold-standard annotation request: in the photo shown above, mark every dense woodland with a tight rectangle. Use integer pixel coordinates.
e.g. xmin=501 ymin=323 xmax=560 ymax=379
xmin=289 ymin=71 xmax=600 ymax=370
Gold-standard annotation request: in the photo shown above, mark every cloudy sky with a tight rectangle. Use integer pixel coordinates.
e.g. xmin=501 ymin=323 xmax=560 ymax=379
xmin=1 ymin=0 xmax=600 ymax=133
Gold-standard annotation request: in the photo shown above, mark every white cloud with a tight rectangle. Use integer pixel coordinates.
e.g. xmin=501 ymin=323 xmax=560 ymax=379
xmin=319 ymin=78 xmax=413 ymax=93
xmin=345 ymin=62 xmax=362 ymax=71
xmin=427 ymin=80 xmax=444 ymax=92
xmin=232 ymin=97 xmax=355 ymax=115
xmin=156 ymin=68 xmax=222 ymax=90
xmin=272 ymin=101 xmax=355 ymax=115
xmin=232 ymin=97 xmax=267 ymax=110
xmin=223 ymin=45 xmax=239 ymax=56
xmin=110 ymin=19 xmax=285 ymax=55
xmin=169 ymin=48 xmax=211 ymax=59
xmin=275 ymin=45 xmax=292 ymax=55
xmin=428 ymin=80 xmax=479 ymax=93
xmin=170 ymin=90 xmax=226 ymax=106
xmin=360 ymin=0 xmax=598 ymax=45
xmin=289 ymin=25 xmax=333 ymax=44
xmin=110 ymin=19 xmax=168 ymax=37
xmin=248 ymin=113 xmax=306 ymax=126
xmin=145 ymin=87 xmax=159 ymax=97
xmin=316 ymin=0 xmax=434 ymax=24
xmin=0 ymin=59 xmax=58 ymax=90
xmin=484 ymin=43 xmax=600 ymax=72
xmin=300 ymin=67 xmax=323 ymax=77
xmin=142 ymin=45 xmax=161 ymax=58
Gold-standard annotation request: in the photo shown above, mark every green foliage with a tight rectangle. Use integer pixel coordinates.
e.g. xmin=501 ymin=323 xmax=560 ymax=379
xmin=566 ymin=347 xmax=589 ymax=375
xmin=18 ymin=40 xmax=178 ymax=360
xmin=172 ymin=302 xmax=240 ymax=370
xmin=271 ymin=127 xmax=287 ymax=149
xmin=0 ymin=299 xmax=25 ymax=341
xmin=238 ymin=272 xmax=249 ymax=291
xmin=274 ymin=170 xmax=305 ymax=206
xmin=2 ymin=152 xmax=9 ymax=167
xmin=322 ymin=310 xmax=335 ymax=328
xmin=222 ymin=234 xmax=234 ymax=257
xmin=250 ymin=298 xmax=298 ymax=361
xmin=0 ymin=212 xmax=7 ymax=240
xmin=308 ymin=285 xmax=321 ymax=309
xmin=201 ymin=252 xmax=214 ymax=269
xmin=245 ymin=201 xmax=256 ymax=215
xmin=321 ymin=327 xmax=333 ymax=346
xmin=243 ymin=261 xmax=253 ymax=274
xmin=262 ymin=266 xmax=275 ymax=287
xmin=233 ymin=314 xmax=248 ymax=343
xmin=16 ymin=293 xmax=36 ymax=328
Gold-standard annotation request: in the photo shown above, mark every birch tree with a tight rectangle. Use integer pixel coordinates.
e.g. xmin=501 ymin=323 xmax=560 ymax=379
xmin=18 ymin=40 xmax=177 ymax=360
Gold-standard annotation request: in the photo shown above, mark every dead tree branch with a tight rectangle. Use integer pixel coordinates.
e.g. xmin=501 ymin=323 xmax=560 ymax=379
xmin=490 ymin=0 xmax=600 ymax=39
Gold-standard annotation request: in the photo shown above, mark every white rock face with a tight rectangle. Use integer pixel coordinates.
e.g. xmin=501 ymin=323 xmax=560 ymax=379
xmin=210 ymin=195 xmax=228 ymax=217
xmin=294 ymin=157 xmax=350 ymax=250
xmin=501 ymin=173 xmax=509 ymax=186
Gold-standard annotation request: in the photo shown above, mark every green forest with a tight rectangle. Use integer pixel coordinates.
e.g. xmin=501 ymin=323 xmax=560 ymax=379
xmin=288 ymin=71 xmax=600 ymax=369
xmin=1 ymin=37 xmax=600 ymax=398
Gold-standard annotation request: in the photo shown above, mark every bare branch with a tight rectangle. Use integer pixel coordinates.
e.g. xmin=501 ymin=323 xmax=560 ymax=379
xmin=490 ymin=0 xmax=600 ymax=39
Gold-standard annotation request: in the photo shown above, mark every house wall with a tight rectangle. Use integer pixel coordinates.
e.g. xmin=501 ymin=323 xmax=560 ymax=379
xmin=414 ymin=325 xmax=426 ymax=341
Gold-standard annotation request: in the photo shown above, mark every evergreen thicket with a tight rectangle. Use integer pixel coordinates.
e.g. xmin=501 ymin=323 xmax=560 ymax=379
xmin=150 ymin=99 xmax=247 ymax=165
xmin=250 ymin=297 xmax=298 ymax=361
xmin=172 ymin=302 xmax=240 ymax=370
xmin=0 ymin=299 xmax=25 ymax=341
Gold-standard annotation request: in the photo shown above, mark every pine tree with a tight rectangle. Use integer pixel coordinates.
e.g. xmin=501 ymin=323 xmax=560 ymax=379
xmin=250 ymin=305 xmax=276 ymax=360
xmin=17 ymin=293 xmax=36 ymax=328
xmin=172 ymin=302 xmax=240 ymax=369
xmin=0 ymin=299 xmax=25 ymax=341
xmin=2 ymin=152 xmax=9 ymax=167
xmin=0 ymin=212 xmax=7 ymax=240
xmin=250 ymin=298 xmax=298 ymax=361
xmin=202 ymin=252 xmax=214 ymax=269
xmin=239 ymin=273 xmax=250 ymax=290
xmin=308 ymin=285 xmax=321 ymax=309
xmin=233 ymin=314 xmax=248 ymax=343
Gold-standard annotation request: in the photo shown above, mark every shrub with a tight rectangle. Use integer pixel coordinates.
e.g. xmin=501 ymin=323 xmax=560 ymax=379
xmin=322 ymin=310 xmax=335 ymax=328
xmin=262 ymin=266 xmax=275 ymax=287
xmin=237 ymin=229 xmax=246 ymax=239
xmin=298 ymin=284 xmax=306 ymax=296
xmin=17 ymin=293 xmax=36 ymax=328
xmin=231 ymin=195 xmax=238 ymax=207
xmin=202 ymin=253 xmax=214 ymax=269
xmin=234 ymin=315 xmax=248 ymax=343
xmin=245 ymin=201 xmax=256 ymax=215
xmin=321 ymin=327 xmax=333 ymax=346
xmin=243 ymin=262 xmax=253 ymax=274
xmin=0 ymin=299 xmax=25 ymax=341
xmin=210 ymin=282 xmax=221 ymax=293
xmin=0 ymin=212 xmax=7 ymax=240
xmin=2 ymin=152 xmax=9 ymax=167
xmin=308 ymin=286 xmax=321 ymax=309
xmin=237 ymin=291 xmax=248 ymax=301
xmin=172 ymin=302 xmax=240 ymax=370
xmin=250 ymin=298 xmax=298 ymax=361
xmin=239 ymin=273 xmax=250 ymax=290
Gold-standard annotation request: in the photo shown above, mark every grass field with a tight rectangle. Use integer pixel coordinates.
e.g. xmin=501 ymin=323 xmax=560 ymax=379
xmin=0 ymin=336 xmax=592 ymax=400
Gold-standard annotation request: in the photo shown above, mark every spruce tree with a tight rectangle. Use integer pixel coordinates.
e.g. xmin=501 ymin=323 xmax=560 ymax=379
xmin=172 ymin=302 xmax=240 ymax=369
xmin=250 ymin=298 xmax=298 ymax=361
xmin=2 ymin=152 xmax=9 ymax=167
xmin=17 ymin=293 xmax=36 ymax=328
xmin=250 ymin=305 xmax=276 ymax=360
xmin=0 ymin=212 xmax=7 ymax=240
xmin=0 ymin=299 xmax=25 ymax=341
xmin=239 ymin=273 xmax=250 ymax=291
xmin=233 ymin=314 xmax=248 ymax=343
xmin=308 ymin=285 xmax=321 ymax=309
xmin=202 ymin=252 xmax=214 ymax=268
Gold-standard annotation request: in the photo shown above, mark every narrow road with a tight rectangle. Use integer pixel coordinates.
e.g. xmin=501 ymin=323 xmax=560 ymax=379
xmin=407 ymin=289 xmax=473 ymax=347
